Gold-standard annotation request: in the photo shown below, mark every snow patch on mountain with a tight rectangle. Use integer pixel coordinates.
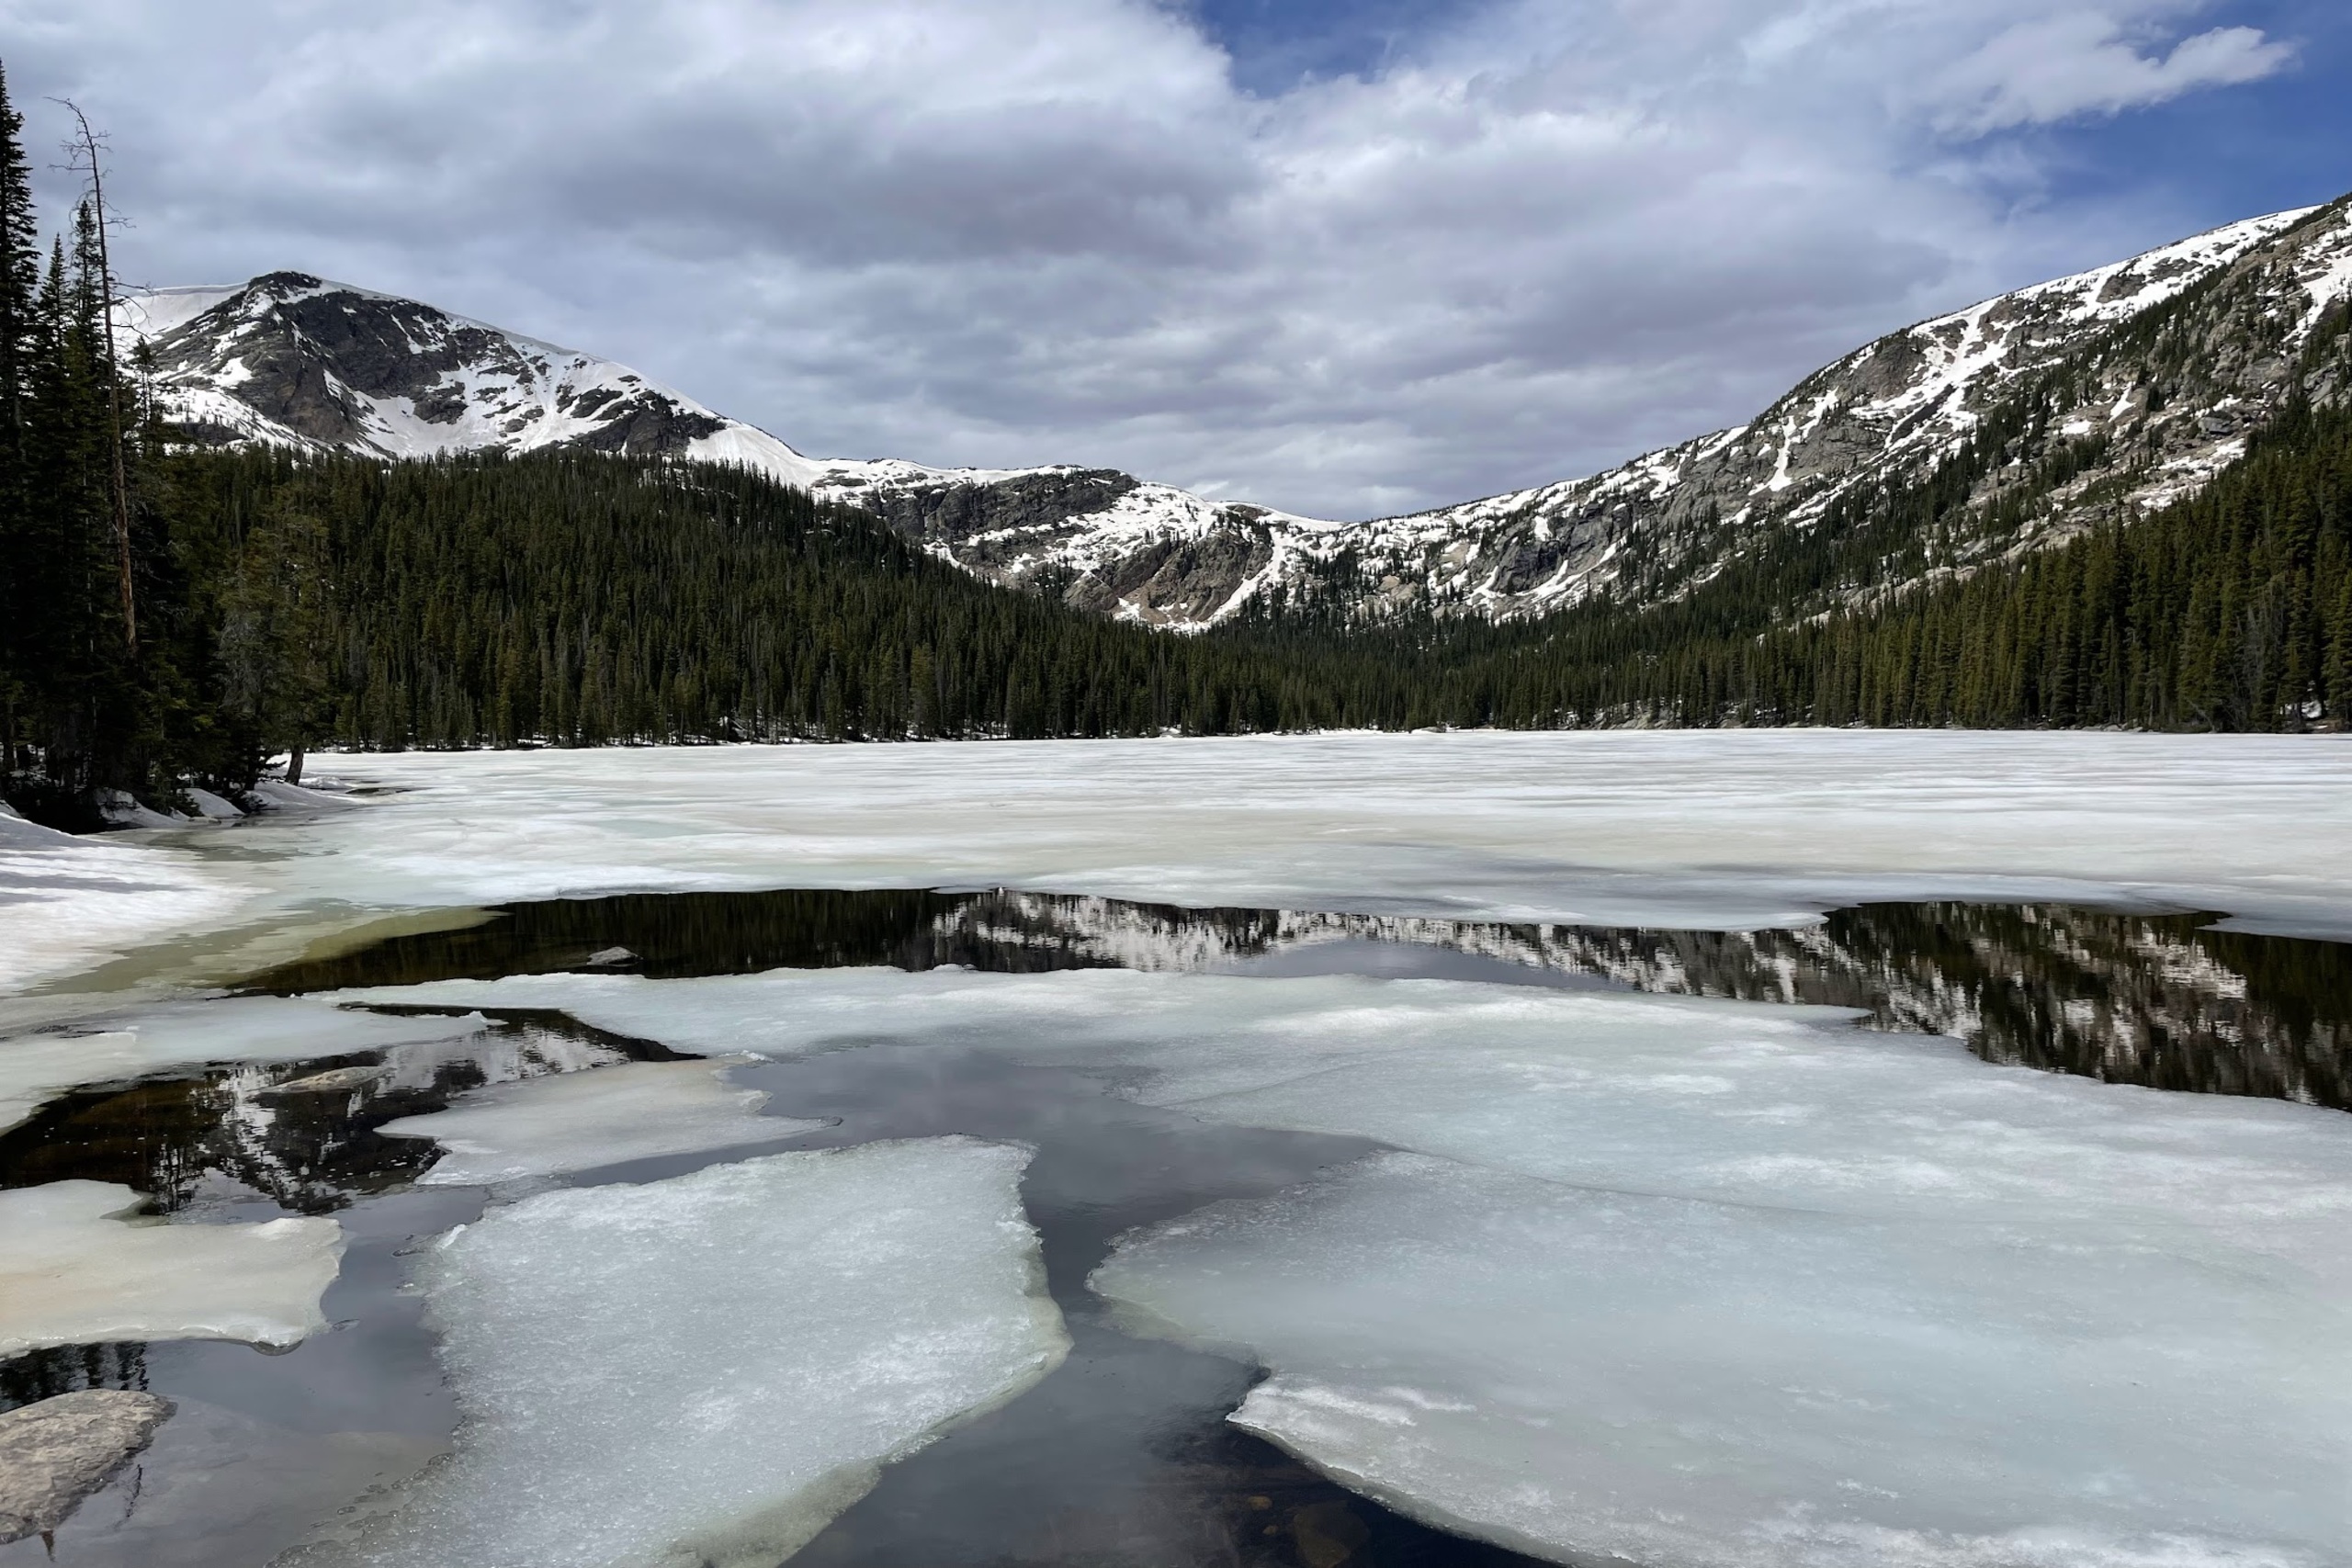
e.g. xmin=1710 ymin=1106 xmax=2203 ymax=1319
xmin=125 ymin=197 xmax=2352 ymax=629
xmin=1304 ymin=200 xmax=2352 ymax=623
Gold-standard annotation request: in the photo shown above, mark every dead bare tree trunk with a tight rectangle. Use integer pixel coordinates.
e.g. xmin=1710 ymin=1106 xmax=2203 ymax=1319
xmin=60 ymin=99 xmax=136 ymax=655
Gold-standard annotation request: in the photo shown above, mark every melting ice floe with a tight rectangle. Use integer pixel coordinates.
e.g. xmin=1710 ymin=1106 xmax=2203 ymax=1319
xmin=0 ymin=1181 xmax=342 ymax=1358
xmin=283 ymin=1139 xmax=1068 ymax=1568
xmin=0 ymin=998 xmax=489 ymax=1134
xmin=376 ymin=1056 xmax=823 ymax=1185
xmin=1099 ymin=1154 xmax=2344 ymax=1568
xmin=345 ymin=966 xmax=2352 ymax=1567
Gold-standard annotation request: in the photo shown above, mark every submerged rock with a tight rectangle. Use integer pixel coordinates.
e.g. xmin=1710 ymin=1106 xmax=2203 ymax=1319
xmin=0 ymin=1390 xmax=175 ymax=1543
xmin=269 ymin=1064 xmax=390 ymax=1094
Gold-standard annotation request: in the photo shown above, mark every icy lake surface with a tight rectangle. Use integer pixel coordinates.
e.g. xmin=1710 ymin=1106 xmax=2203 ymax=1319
xmin=345 ymin=965 xmax=2352 ymax=1566
xmin=1 ymin=733 xmax=2347 ymax=1568
xmin=15 ymin=732 xmax=2352 ymax=997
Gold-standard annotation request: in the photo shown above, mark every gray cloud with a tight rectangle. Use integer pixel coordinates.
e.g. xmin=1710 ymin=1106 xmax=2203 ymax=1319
xmin=2 ymin=0 xmax=2307 ymax=518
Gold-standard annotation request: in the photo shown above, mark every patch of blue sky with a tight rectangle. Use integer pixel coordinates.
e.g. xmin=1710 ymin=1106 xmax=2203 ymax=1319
xmin=1991 ymin=0 xmax=2352 ymax=229
xmin=1179 ymin=0 xmax=1493 ymax=94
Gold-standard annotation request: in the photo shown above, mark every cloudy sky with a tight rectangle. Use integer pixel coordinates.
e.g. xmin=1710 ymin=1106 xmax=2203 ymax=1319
xmin=6 ymin=0 xmax=2346 ymax=518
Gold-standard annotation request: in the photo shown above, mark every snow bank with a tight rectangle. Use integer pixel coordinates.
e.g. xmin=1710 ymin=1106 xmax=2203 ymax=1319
xmin=0 ymin=999 xmax=489 ymax=1134
xmin=244 ymin=778 xmax=359 ymax=813
xmin=272 ymin=731 xmax=2352 ymax=939
xmin=343 ymin=965 xmax=2352 ymax=1567
xmin=184 ymin=788 xmax=246 ymax=821
xmin=0 ymin=1181 xmax=342 ymax=1357
xmin=376 ymin=1056 xmax=822 ymax=1185
xmin=284 ymin=1140 xmax=1068 ymax=1568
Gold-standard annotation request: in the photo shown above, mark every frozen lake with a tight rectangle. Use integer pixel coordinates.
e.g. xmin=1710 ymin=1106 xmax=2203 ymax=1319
xmin=2 ymin=732 xmax=2347 ymax=1568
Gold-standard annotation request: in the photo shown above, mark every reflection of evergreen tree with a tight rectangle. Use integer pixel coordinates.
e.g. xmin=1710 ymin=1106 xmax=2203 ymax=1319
xmin=0 ymin=1341 xmax=150 ymax=1413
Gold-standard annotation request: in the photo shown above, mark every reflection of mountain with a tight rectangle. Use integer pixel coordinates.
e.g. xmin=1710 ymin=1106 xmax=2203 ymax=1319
xmin=251 ymin=888 xmax=2351 ymax=1112
xmin=0 ymin=1022 xmax=656 ymax=1217
xmin=1514 ymin=905 xmax=2351 ymax=1110
xmin=940 ymin=896 xmax=2351 ymax=1109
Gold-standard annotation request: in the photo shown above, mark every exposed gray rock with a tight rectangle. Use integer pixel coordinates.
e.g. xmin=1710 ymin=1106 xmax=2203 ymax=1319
xmin=135 ymin=275 xmax=736 ymax=462
xmin=860 ymin=468 xmax=1136 ymax=561
xmin=0 ymin=1390 xmax=175 ymax=1543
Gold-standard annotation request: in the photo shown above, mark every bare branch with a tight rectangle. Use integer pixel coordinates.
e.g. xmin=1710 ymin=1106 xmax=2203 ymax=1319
xmin=52 ymin=96 xmax=139 ymax=654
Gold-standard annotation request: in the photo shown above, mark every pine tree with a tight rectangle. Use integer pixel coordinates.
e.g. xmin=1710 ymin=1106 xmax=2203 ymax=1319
xmin=0 ymin=64 xmax=40 ymax=771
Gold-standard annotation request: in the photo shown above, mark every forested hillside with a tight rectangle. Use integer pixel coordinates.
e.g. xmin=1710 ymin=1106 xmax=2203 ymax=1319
xmin=0 ymin=66 xmax=160 ymax=824
xmin=174 ymin=449 xmax=1408 ymax=753
xmin=1410 ymin=388 xmax=2352 ymax=730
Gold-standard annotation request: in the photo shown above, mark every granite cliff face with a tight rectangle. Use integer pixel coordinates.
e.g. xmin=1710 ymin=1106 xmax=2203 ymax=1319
xmin=127 ymin=195 xmax=2352 ymax=628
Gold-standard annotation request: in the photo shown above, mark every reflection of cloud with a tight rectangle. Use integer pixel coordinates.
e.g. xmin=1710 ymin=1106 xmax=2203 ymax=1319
xmin=1928 ymin=16 xmax=2294 ymax=133
xmin=11 ymin=0 xmax=2302 ymax=518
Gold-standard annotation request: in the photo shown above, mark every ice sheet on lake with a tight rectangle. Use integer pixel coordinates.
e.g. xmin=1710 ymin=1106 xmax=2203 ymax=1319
xmin=189 ymin=730 xmax=2352 ymax=939
xmin=376 ymin=1057 xmax=823 ymax=1185
xmin=0 ymin=998 xmax=489 ymax=1134
xmin=0 ymin=1181 xmax=342 ymax=1358
xmin=1099 ymin=1152 xmax=2345 ymax=1568
xmin=345 ymin=965 xmax=2352 ymax=1567
xmin=0 ymin=807 xmax=244 ymax=995
xmin=284 ymin=1138 xmax=1069 ymax=1568
xmin=330 ymin=964 xmax=2352 ymax=1227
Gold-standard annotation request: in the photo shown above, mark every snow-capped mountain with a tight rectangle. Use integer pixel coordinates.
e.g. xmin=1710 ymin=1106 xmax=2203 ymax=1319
xmin=127 ymin=195 xmax=2352 ymax=629
xmin=122 ymin=272 xmax=1336 ymax=625
xmin=1335 ymin=197 xmax=2352 ymax=620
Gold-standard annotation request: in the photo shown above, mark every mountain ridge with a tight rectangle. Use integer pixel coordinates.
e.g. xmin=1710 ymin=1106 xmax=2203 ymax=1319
xmin=125 ymin=195 xmax=2352 ymax=630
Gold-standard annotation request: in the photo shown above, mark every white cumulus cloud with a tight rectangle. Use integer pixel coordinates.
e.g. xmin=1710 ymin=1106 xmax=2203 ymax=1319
xmin=1926 ymin=13 xmax=2294 ymax=133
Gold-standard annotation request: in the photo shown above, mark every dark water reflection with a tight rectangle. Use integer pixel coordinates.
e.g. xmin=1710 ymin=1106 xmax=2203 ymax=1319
xmin=721 ymin=1043 xmax=1533 ymax=1568
xmin=9 ymin=886 xmax=2349 ymax=1566
xmin=0 ymin=1015 xmax=684 ymax=1217
xmin=254 ymin=886 xmax=2352 ymax=1110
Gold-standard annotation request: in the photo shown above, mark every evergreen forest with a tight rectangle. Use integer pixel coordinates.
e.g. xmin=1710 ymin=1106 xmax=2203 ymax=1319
xmin=3 ymin=62 xmax=2349 ymax=833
